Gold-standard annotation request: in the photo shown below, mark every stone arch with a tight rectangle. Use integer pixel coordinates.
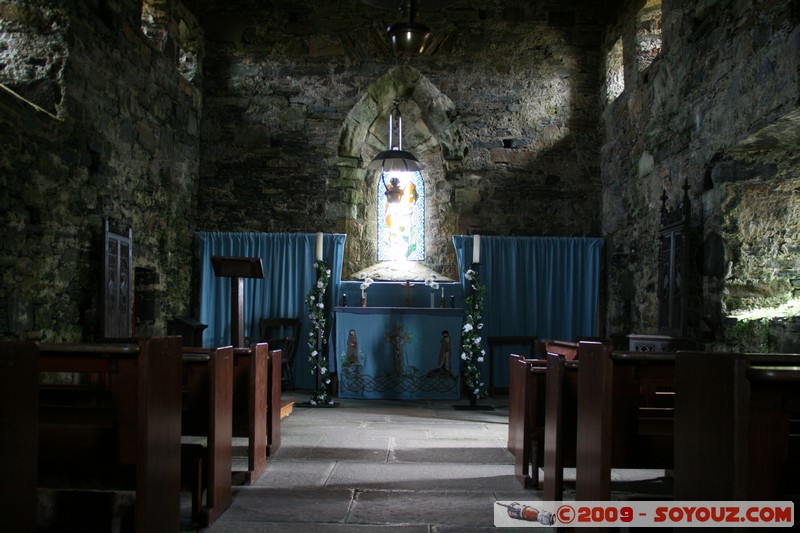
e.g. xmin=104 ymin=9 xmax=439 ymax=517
xmin=337 ymin=65 xmax=466 ymax=279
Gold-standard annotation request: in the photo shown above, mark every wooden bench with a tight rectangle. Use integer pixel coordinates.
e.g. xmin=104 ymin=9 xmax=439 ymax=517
xmin=674 ymin=352 xmax=800 ymax=500
xmin=508 ymin=352 xmax=547 ymax=488
xmin=1 ymin=337 xmax=183 ymax=533
xmin=508 ymin=339 xmax=580 ymax=492
xmin=489 ymin=335 xmax=538 ymax=393
xmin=231 ymin=344 xmax=282 ymax=483
xmin=540 ymin=340 xmax=676 ymax=501
xmin=542 ymin=341 xmax=581 ymax=501
xmin=574 ymin=343 xmax=674 ymax=501
xmin=181 ymin=345 xmax=234 ymax=526
xmin=1 ymin=341 xmax=39 ymax=533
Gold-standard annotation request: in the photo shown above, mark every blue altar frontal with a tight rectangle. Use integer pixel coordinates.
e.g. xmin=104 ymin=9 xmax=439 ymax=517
xmin=334 ymin=306 xmax=464 ymax=400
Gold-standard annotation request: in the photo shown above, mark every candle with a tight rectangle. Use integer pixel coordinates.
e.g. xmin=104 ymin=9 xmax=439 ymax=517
xmin=315 ymin=232 xmax=323 ymax=261
xmin=472 ymin=234 xmax=480 ymax=264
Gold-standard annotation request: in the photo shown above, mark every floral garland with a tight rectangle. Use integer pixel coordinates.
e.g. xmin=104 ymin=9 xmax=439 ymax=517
xmin=305 ymin=259 xmax=333 ymax=405
xmin=461 ymin=267 xmax=488 ymax=400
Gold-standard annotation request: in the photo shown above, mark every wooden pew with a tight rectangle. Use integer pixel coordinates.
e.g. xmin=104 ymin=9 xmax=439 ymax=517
xmin=231 ymin=344 xmax=282 ymax=484
xmin=0 ymin=337 xmax=183 ymax=533
xmin=508 ymin=340 xmax=581 ymax=494
xmin=674 ymin=352 xmax=800 ymax=500
xmin=508 ymin=353 xmax=547 ymax=488
xmin=181 ymin=345 xmax=234 ymax=526
xmin=542 ymin=341 xmax=581 ymax=501
xmin=266 ymin=348 xmax=282 ymax=456
xmin=1 ymin=341 xmax=39 ymax=533
xmin=541 ymin=340 xmax=675 ymax=501
xmin=575 ymin=343 xmax=675 ymax=501
xmin=545 ymin=339 xmax=579 ymax=361
xmin=489 ymin=335 xmax=538 ymax=393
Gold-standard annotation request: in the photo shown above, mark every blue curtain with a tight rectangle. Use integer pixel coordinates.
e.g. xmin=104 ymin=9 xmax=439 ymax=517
xmin=452 ymin=235 xmax=604 ymax=385
xmin=453 ymin=235 xmax=603 ymax=341
xmin=195 ymin=232 xmax=346 ymax=389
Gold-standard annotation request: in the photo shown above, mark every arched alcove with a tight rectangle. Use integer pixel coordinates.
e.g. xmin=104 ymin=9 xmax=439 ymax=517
xmin=337 ymin=65 xmax=465 ymax=280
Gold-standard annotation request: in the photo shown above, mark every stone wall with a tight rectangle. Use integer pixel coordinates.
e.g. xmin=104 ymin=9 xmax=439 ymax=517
xmin=195 ymin=0 xmax=607 ymax=279
xmin=0 ymin=0 xmax=201 ymax=342
xmin=601 ymin=0 xmax=800 ymax=344
xmin=4 ymin=0 xmax=797 ymax=349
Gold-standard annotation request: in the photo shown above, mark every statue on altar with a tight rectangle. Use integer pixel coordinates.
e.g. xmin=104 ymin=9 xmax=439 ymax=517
xmin=345 ymin=329 xmax=359 ymax=366
xmin=426 ymin=329 xmax=453 ymax=378
xmin=385 ymin=323 xmax=411 ymax=375
xmin=437 ymin=330 xmax=451 ymax=371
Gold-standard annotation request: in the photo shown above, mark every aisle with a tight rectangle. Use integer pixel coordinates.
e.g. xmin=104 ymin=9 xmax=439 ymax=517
xmin=198 ymin=393 xmax=667 ymax=532
xmin=201 ymin=394 xmax=528 ymax=532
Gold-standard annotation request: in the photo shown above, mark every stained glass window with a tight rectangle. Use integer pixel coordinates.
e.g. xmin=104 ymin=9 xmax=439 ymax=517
xmin=377 ymin=170 xmax=425 ymax=261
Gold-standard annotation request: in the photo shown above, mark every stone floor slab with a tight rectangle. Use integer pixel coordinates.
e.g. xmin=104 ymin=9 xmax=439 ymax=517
xmin=325 ymin=461 xmax=521 ymax=491
xmin=390 ymin=438 xmax=513 ymax=464
xmin=346 ymin=489 xmax=497 ymax=527
xmin=250 ymin=459 xmax=337 ymax=488
xmin=207 ymin=488 xmax=354 ymax=526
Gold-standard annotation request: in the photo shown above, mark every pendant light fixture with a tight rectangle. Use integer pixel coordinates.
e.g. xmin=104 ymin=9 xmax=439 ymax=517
xmin=386 ymin=0 xmax=431 ymax=56
xmin=367 ymin=97 xmax=424 ymax=188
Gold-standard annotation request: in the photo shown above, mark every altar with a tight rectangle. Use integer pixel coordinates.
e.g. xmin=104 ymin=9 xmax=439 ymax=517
xmin=334 ymin=306 xmax=464 ymax=400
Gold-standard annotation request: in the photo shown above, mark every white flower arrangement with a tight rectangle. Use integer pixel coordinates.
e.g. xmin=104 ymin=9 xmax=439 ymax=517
xmin=424 ymin=275 xmax=440 ymax=291
xmin=461 ymin=268 xmax=487 ymax=401
xmin=305 ymin=259 xmax=333 ymax=405
xmin=424 ymin=275 xmax=441 ymax=307
xmin=358 ymin=272 xmax=375 ymax=305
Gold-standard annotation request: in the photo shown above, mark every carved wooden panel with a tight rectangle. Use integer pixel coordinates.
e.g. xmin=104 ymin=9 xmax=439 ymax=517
xmin=657 ymin=182 xmax=690 ymax=336
xmin=103 ymin=220 xmax=133 ymax=338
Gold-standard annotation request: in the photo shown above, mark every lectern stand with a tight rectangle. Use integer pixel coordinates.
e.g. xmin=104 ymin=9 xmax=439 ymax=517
xmin=211 ymin=256 xmax=264 ymax=348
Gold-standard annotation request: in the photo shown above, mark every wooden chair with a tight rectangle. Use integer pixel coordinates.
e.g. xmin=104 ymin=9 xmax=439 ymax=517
xmin=258 ymin=317 xmax=301 ymax=391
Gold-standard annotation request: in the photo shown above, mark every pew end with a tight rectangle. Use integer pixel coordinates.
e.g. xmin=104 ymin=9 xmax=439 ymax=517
xmin=674 ymin=353 xmax=800 ymax=500
xmin=180 ymin=345 xmax=234 ymax=527
xmin=1 ymin=338 xmax=183 ymax=533
xmin=508 ymin=353 xmax=548 ymax=488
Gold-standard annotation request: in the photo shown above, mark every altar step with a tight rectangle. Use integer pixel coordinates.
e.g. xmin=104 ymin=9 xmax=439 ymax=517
xmin=280 ymin=399 xmax=294 ymax=419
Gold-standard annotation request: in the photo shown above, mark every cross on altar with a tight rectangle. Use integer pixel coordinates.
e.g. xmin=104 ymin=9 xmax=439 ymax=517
xmin=402 ymin=281 xmax=415 ymax=307
xmin=211 ymin=256 xmax=264 ymax=348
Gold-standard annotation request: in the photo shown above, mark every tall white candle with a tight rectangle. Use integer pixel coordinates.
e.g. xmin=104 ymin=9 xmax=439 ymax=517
xmin=316 ymin=232 xmax=323 ymax=261
xmin=472 ymin=234 xmax=480 ymax=263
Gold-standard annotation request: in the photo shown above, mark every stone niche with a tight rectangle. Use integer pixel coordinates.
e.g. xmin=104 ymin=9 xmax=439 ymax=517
xmin=337 ymin=65 xmax=466 ymax=281
xmin=704 ymin=109 xmax=800 ymax=351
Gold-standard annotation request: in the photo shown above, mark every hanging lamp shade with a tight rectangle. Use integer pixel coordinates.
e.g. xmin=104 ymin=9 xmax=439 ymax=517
xmin=386 ymin=0 xmax=431 ymax=56
xmin=367 ymin=148 xmax=424 ymax=172
xmin=387 ymin=21 xmax=432 ymax=56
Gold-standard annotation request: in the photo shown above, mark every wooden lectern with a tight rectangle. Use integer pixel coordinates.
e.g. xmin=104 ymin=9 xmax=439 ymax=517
xmin=211 ymin=256 xmax=264 ymax=348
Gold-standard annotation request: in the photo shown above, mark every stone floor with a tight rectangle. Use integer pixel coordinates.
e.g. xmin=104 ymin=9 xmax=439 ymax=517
xmin=187 ymin=392 xmax=669 ymax=532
